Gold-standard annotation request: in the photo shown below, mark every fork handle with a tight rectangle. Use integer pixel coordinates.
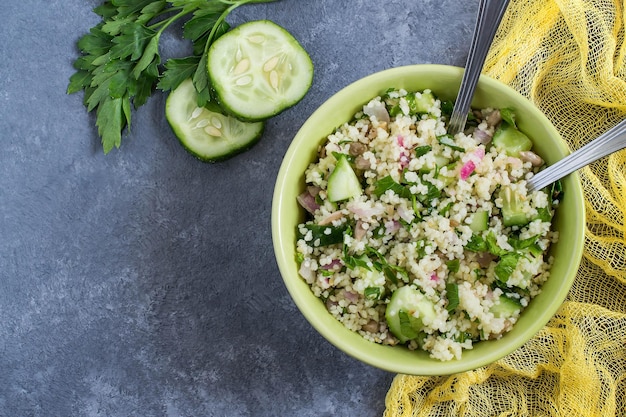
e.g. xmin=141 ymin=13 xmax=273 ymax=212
xmin=448 ymin=0 xmax=511 ymax=135
xmin=526 ymin=118 xmax=626 ymax=191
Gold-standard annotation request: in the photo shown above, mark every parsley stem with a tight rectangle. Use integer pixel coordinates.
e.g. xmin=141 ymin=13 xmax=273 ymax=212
xmin=205 ymin=3 xmax=240 ymax=52
xmin=149 ymin=9 xmax=189 ymax=34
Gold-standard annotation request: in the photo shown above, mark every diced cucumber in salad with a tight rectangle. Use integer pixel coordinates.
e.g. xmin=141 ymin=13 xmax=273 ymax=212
xmin=492 ymin=120 xmax=533 ymax=157
xmin=167 ymin=20 xmax=313 ymax=161
xmin=469 ymin=209 xmax=489 ymax=233
xmin=490 ymin=294 xmax=523 ymax=319
xmin=295 ymin=88 xmax=561 ymax=361
xmin=327 ymin=154 xmax=363 ymax=202
xmin=385 ymin=285 xmax=437 ymax=344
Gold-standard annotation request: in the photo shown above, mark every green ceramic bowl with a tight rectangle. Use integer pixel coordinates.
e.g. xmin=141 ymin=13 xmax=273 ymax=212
xmin=272 ymin=64 xmax=585 ymax=375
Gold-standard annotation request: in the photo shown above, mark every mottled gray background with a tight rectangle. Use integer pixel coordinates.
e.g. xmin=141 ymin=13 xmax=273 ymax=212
xmin=0 ymin=1 xmax=475 ymax=416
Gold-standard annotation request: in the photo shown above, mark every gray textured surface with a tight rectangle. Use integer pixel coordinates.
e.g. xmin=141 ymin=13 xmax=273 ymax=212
xmin=0 ymin=1 xmax=475 ymax=416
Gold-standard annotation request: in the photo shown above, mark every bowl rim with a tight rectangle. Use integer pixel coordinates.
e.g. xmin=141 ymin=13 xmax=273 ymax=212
xmin=272 ymin=64 xmax=585 ymax=375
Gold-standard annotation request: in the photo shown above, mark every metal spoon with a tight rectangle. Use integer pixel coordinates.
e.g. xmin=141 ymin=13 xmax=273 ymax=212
xmin=448 ymin=0 xmax=511 ymax=135
xmin=526 ymin=118 xmax=626 ymax=191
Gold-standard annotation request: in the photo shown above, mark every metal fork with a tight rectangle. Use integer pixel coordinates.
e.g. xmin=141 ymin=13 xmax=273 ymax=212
xmin=448 ymin=0 xmax=511 ymax=135
xmin=526 ymin=118 xmax=626 ymax=192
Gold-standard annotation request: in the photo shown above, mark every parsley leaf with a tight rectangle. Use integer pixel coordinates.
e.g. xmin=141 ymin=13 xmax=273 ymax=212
xmin=157 ymin=57 xmax=201 ymax=92
xmin=68 ymin=0 xmax=275 ymax=153
xmin=500 ymin=107 xmax=517 ymax=128
xmin=416 ymin=179 xmax=441 ymax=205
xmin=494 ymin=253 xmax=521 ymax=282
xmin=298 ymin=223 xmax=350 ymax=247
xmin=399 ymin=311 xmax=420 ymax=340
xmin=184 ymin=4 xmax=230 ymax=47
xmin=364 ymin=287 xmax=382 ymax=300
xmin=96 ymin=96 xmax=126 ymax=154
xmin=465 ymin=234 xmax=487 ymax=252
xmin=67 ymin=70 xmax=93 ymax=94
xmin=485 ymin=231 xmax=509 ymax=257
xmin=373 ymin=175 xmax=412 ymax=199
xmin=446 ymin=259 xmax=460 ymax=274
xmin=437 ymin=134 xmax=465 ymax=152
xmin=414 ymin=145 xmax=432 ymax=158
xmin=445 ymin=282 xmax=459 ymax=312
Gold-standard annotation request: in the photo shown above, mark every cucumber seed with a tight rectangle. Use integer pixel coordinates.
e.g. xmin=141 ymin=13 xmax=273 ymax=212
xmin=233 ymin=58 xmax=250 ymax=75
xmin=204 ymin=126 xmax=222 ymax=137
xmin=236 ymin=75 xmax=252 ymax=86
xmin=211 ymin=117 xmax=222 ymax=129
xmin=189 ymin=107 xmax=203 ymax=121
xmin=248 ymin=34 xmax=265 ymax=44
xmin=263 ymin=56 xmax=279 ymax=72
xmin=194 ymin=119 xmax=209 ymax=129
xmin=269 ymin=70 xmax=279 ymax=89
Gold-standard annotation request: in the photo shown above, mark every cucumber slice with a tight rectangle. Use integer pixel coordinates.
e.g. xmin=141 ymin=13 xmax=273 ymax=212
xmin=492 ymin=122 xmax=533 ymax=157
xmin=207 ymin=20 xmax=314 ymax=121
xmin=166 ymin=79 xmax=264 ymax=162
xmin=385 ymin=285 xmax=437 ymax=343
xmin=490 ymin=294 xmax=522 ymax=318
xmin=327 ymin=154 xmax=362 ymax=202
xmin=499 ymin=186 xmax=530 ymax=227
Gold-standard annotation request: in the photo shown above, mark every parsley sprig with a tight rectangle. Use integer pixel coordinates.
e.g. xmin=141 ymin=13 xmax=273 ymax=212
xmin=68 ymin=0 xmax=276 ymax=154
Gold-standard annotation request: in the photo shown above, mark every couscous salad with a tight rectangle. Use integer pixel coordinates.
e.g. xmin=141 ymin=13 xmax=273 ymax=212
xmin=295 ymin=88 xmax=560 ymax=361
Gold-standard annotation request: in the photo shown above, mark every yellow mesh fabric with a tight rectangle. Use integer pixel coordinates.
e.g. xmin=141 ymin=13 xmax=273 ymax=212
xmin=384 ymin=0 xmax=626 ymax=415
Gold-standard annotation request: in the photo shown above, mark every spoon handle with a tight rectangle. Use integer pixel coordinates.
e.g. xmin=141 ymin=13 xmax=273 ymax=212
xmin=526 ymin=118 xmax=626 ymax=191
xmin=448 ymin=0 xmax=511 ymax=135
